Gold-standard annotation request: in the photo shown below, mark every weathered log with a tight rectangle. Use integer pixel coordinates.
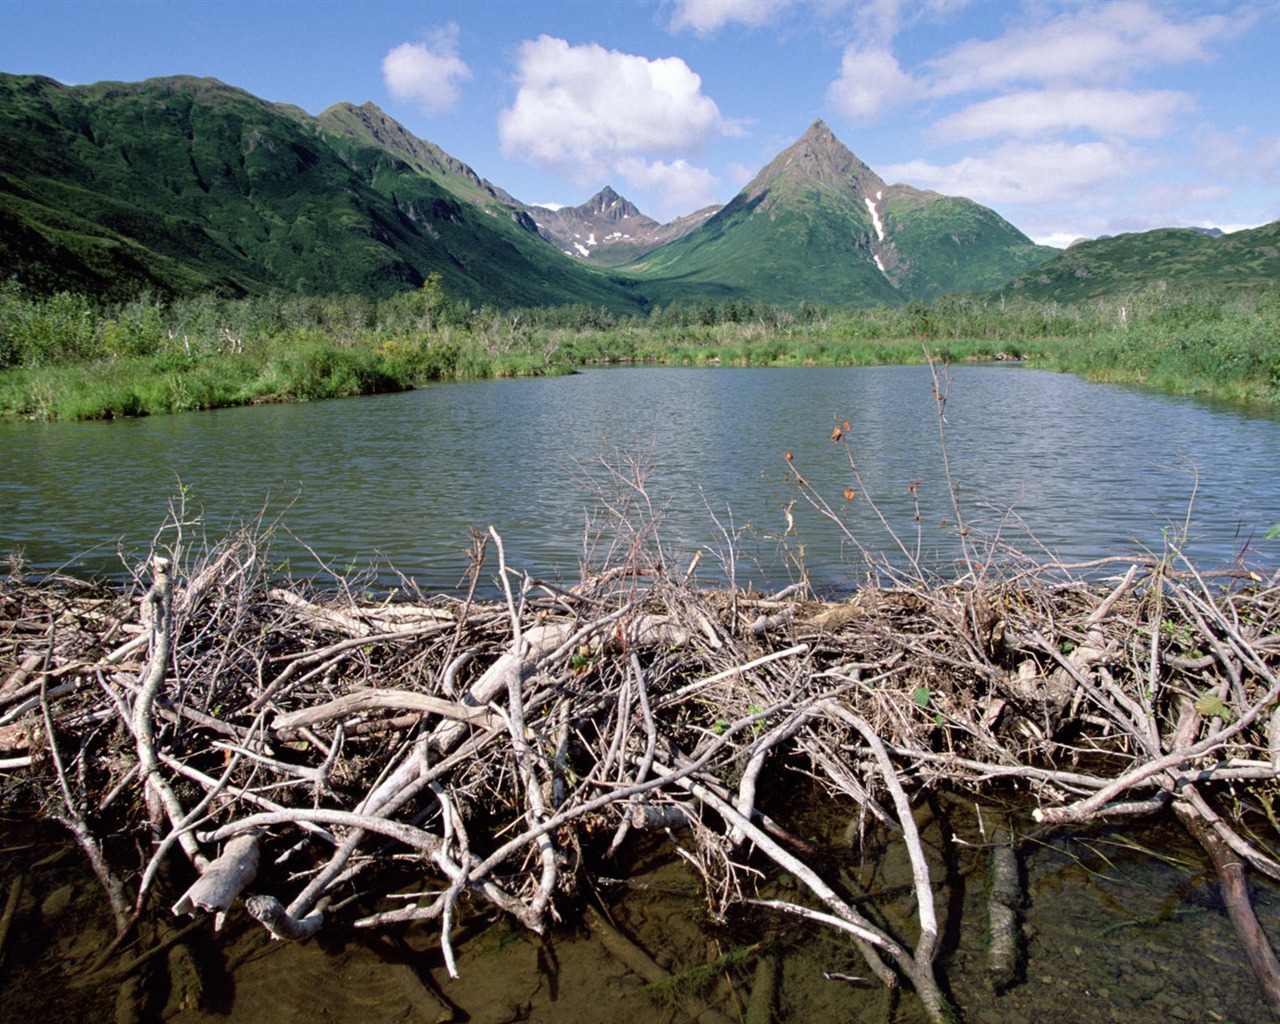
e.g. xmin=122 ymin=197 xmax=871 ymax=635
xmin=743 ymin=955 xmax=778 ymax=1024
xmin=0 ymin=873 xmax=23 ymax=972
xmin=171 ymin=833 xmax=261 ymax=927
xmin=585 ymin=907 xmax=737 ymax=1024
xmin=3 ymin=514 xmax=1279 ymax=1020
xmin=985 ymin=823 xmax=1022 ymax=991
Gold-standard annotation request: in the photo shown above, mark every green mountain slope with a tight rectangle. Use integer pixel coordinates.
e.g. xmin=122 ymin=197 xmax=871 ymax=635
xmin=1004 ymin=223 xmax=1280 ymax=302
xmin=0 ymin=74 xmax=642 ymax=310
xmin=626 ymin=121 xmax=1057 ymax=306
xmin=878 ymin=185 xmax=1058 ymax=298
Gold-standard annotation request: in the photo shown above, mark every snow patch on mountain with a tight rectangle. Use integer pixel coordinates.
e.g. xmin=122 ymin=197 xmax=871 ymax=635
xmin=865 ymin=196 xmax=885 ymax=242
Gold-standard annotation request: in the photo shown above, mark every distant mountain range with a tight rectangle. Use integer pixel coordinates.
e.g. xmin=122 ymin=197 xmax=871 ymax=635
xmin=2 ymin=72 xmax=1276 ymax=310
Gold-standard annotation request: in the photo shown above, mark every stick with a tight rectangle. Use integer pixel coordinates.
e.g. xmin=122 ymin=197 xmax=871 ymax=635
xmin=585 ymin=906 xmax=737 ymax=1024
xmin=0 ymin=874 xmax=23 ymax=970
xmin=1175 ymin=797 xmax=1280 ymax=1019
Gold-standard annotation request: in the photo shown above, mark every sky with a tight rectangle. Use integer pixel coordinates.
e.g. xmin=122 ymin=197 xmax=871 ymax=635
xmin=3 ymin=0 xmax=1278 ymax=247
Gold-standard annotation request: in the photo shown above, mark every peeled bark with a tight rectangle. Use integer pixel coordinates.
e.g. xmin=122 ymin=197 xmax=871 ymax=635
xmin=171 ymin=833 xmax=260 ymax=927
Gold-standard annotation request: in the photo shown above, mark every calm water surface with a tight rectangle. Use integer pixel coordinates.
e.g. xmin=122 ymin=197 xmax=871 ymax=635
xmin=1 ymin=365 xmax=1277 ymax=592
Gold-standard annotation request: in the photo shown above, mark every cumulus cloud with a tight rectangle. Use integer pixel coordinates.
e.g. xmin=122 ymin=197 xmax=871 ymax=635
xmin=827 ymin=47 xmax=918 ymax=123
xmin=1197 ymin=127 xmax=1280 ymax=187
xmin=932 ymin=89 xmax=1197 ymax=143
xmin=668 ymin=0 xmax=792 ymax=35
xmin=382 ymin=24 xmax=471 ymax=116
xmin=882 ymin=140 xmax=1141 ymax=206
xmin=500 ymin=36 xmax=726 ymax=172
xmin=499 ymin=35 xmax=730 ymax=212
xmin=615 ymin=156 xmax=721 ymax=218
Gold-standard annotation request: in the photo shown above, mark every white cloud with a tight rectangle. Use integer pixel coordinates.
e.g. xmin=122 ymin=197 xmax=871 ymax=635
xmin=827 ymin=47 xmax=918 ymax=123
xmin=821 ymin=1 xmax=1263 ymax=240
xmin=668 ymin=0 xmax=792 ymax=35
xmin=726 ymin=161 xmax=756 ymax=189
xmin=850 ymin=0 xmax=968 ymax=47
xmin=382 ymin=24 xmax=471 ymax=116
xmin=1033 ymin=231 xmax=1084 ymax=249
xmin=615 ymin=156 xmax=721 ymax=219
xmin=499 ymin=36 xmax=727 ymax=184
xmin=925 ymin=1 xmax=1247 ymax=95
xmin=1197 ymin=127 xmax=1280 ymax=187
xmin=882 ymin=140 xmax=1140 ymax=206
xmin=932 ymin=89 xmax=1197 ymax=143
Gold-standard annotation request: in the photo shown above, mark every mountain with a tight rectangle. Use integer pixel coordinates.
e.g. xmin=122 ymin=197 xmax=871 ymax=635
xmin=0 ymin=74 xmax=1069 ymax=310
xmin=0 ymin=73 xmax=642 ymax=310
xmin=625 ymin=120 xmax=1058 ymax=305
xmin=1004 ymin=223 xmax=1280 ymax=302
xmin=526 ymin=186 xmax=719 ymax=266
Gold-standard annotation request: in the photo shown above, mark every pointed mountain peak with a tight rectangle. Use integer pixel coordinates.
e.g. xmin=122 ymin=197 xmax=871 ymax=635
xmin=801 ymin=118 xmax=834 ymax=141
xmin=742 ymin=120 xmax=884 ymax=206
xmin=580 ymin=186 xmax=643 ymax=221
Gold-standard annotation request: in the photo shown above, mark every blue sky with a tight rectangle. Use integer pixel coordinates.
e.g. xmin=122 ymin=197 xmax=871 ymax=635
xmin=3 ymin=0 xmax=1277 ymax=246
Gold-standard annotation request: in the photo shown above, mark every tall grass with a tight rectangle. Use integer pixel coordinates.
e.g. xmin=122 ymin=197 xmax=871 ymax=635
xmin=1 ymin=279 xmax=1276 ymax=419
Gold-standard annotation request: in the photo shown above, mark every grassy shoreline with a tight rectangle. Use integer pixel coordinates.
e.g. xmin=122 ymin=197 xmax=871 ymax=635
xmin=2 ymin=283 xmax=1277 ymax=419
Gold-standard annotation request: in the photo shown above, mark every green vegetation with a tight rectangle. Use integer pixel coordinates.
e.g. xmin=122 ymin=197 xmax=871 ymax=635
xmin=0 ymin=73 xmax=643 ymax=311
xmin=881 ymin=188 xmax=1056 ymax=298
xmin=3 ymin=278 xmax=1276 ymax=421
xmin=1007 ymin=223 xmax=1280 ymax=302
xmin=1032 ymin=289 xmax=1280 ymax=405
xmin=0 ymin=88 xmax=1056 ymax=313
xmin=0 ymin=277 xmax=574 ymax=419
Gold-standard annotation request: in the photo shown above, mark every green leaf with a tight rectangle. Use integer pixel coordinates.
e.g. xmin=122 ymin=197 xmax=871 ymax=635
xmin=1267 ymin=523 xmax=1280 ymax=540
xmin=912 ymin=686 xmax=932 ymax=708
xmin=1194 ymin=693 xmax=1232 ymax=722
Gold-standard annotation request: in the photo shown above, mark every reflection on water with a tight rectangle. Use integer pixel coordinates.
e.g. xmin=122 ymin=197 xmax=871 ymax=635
xmin=1 ymin=365 xmax=1277 ymax=592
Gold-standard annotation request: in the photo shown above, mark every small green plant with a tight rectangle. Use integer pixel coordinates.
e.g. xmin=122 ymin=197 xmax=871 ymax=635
xmin=643 ymin=943 xmax=760 ymax=1006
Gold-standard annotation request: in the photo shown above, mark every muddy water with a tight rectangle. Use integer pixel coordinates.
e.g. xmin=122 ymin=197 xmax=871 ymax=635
xmin=1 ymin=796 xmax=1274 ymax=1024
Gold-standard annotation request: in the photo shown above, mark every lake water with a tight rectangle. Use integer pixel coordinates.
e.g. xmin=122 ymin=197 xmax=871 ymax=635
xmin=1 ymin=365 xmax=1277 ymax=592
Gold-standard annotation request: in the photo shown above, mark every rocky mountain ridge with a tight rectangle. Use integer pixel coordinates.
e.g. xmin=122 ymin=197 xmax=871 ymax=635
xmin=526 ymin=187 xmax=721 ymax=266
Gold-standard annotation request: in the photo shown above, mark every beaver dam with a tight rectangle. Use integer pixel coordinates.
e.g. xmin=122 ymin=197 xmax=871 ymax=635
xmin=1 ymin=508 xmax=1279 ymax=1023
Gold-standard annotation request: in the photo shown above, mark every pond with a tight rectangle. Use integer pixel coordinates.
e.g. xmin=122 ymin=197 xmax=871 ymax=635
xmin=1 ymin=364 xmax=1278 ymax=591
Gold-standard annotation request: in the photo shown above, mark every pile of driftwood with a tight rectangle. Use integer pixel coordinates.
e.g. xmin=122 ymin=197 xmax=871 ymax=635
xmin=2 ymin=516 xmax=1279 ymax=1022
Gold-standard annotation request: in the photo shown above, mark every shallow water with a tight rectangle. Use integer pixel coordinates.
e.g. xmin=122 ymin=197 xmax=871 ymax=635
xmin=2 ymin=797 xmax=1274 ymax=1024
